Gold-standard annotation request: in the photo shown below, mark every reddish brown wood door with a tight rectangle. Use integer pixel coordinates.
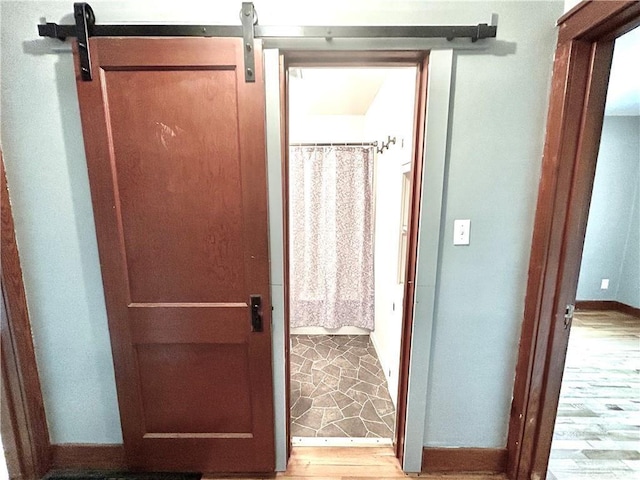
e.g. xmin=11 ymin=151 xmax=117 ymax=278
xmin=73 ymin=37 xmax=274 ymax=472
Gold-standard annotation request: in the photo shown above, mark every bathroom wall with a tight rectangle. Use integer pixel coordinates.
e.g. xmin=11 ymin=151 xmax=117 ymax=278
xmin=289 ymin=115 xmax=367 ymax=145
xmin=366 ymin=69 xmax=416 ymax=406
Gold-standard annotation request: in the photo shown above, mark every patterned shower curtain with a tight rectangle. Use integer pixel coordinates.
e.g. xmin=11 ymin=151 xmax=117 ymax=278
xmin=289 ymin=145 xmax=375 ymax=330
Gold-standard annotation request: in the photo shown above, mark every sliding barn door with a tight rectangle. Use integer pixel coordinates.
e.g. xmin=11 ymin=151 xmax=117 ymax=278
xmin=73 ymin=37 xmax=274 ymax=472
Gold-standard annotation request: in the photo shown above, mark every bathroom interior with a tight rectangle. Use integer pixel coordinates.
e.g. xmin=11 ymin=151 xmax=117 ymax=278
xmin=287 ymin=66 xmax=418 ymax=444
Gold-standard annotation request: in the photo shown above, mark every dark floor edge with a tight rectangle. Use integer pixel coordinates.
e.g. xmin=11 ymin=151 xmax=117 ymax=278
xmin=50 ymin=444 xmax=126 ymax=470
xmin=45 ymin=472 xmax=201 ymax=480
xmin=421 ymin=447 xmax=507 ymax=473
xmin=575 ymin=300 xmax=640 ymax=318
xmin=48 ymin=444 xmax=276 ymax=477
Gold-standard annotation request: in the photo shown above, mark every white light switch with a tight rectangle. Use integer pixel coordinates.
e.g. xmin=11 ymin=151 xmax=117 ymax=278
xmin=601 ymin=278 xmax=609 ymax=289
xmin=454 ymin=219 xmax=470 ymax=245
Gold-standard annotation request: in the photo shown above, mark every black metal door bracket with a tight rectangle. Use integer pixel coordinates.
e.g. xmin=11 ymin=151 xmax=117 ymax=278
xmin=38 ymin=2 xmax=498 ymax=83
xmin=74 ymin=2 xmax=94 ymax=81
xmin=240 ymin=2 xmax=257 ymax=83
xmin=250 ymin=295 xmax=263 ymax=332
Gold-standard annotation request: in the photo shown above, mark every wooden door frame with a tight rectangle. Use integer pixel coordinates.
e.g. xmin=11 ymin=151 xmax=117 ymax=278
xmin=279 ymin=51 xmax=429 ymax=465
xmin=1 ymin=153 xmax=51 ymax=479
xmin=506 ymin=2 xmax=640 ymax=479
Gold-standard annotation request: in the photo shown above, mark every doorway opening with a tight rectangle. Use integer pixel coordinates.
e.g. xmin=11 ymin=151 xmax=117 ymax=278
xmin=507 ymin=2 xmax=640 ymax=479
xmin=282 ymin=56 xmax=427 ymax=452
xmin=547 ymin=25 xmax=640 ymax=480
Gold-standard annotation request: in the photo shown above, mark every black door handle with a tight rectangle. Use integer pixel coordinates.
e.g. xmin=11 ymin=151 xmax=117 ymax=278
xmin=250 ymin=295 xmax=263 ymax=332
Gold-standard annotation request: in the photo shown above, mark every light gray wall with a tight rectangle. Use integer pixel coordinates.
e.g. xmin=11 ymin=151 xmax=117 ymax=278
xmin=421 ymin=5 xmax=562 ymax=447
xmin=1 ymin=1 xmax=122 ymax=443
xmin=576 ymin=116 xmax=640 ymax=308
xmin=1 ymin=0 xmax=562 ymax=453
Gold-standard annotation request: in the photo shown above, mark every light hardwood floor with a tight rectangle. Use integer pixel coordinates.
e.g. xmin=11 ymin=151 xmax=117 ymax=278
xmin=203 ymin=446 xmax=506 ymax=479
xmin=548 ymin=310 xmax=640 ymax=479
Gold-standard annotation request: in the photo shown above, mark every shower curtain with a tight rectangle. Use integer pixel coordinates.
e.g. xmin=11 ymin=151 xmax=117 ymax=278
xmin=289 ymin=145 xmax=374 ymax=330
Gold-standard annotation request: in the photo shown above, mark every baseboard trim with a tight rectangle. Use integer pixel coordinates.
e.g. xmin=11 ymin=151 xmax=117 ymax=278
xmin=50 ymin=444 xmax=126 ymax=469
xmin=576 ymin=300 xmax=640 ymax=318
xmin=421 ymin=447 xmax=507 ymax=473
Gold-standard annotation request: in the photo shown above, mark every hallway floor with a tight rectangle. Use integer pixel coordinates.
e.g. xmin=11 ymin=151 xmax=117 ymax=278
xmin=548 ymin=309 xmax=640 ymax=480
xmin=202 ymin=446 xmax=505 ymax=479
xmin=290 ymin=334 xmax=395 ymax=438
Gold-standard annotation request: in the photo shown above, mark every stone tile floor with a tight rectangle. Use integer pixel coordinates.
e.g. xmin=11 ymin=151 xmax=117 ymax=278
xmin=548 ymin=310 xmax=640 ymax=480
xmin=290 ymin=334 xmax=395 ymax=438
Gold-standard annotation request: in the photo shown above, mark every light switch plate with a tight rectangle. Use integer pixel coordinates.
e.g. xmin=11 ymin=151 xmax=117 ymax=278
xmin=454 ymin=219 xmax=470 ymax=245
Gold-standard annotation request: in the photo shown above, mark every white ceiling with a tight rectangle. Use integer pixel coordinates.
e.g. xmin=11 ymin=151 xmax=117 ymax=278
xmin=289 ymin=68 xmax=390 ymax=116
xmin=606 ymin=26 xmax=640 ymax=116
